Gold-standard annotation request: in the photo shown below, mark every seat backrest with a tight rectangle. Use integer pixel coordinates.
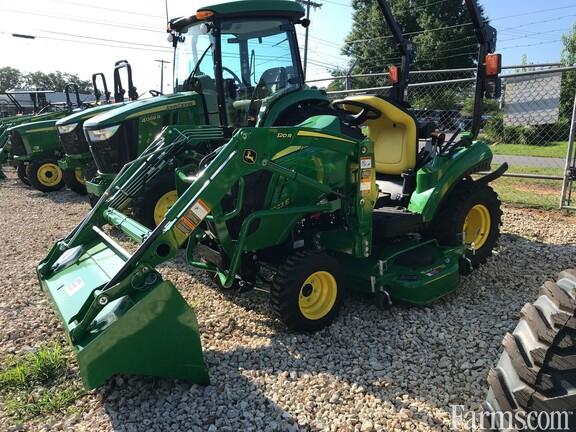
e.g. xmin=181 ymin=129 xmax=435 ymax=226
xmin=346 ymin=95 xmax=417 ymax=175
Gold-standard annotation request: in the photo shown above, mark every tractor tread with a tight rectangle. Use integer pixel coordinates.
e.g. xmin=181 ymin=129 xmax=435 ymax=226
xmin=484 ymin=269 xmax=576 ymax=431
xmin=270 ymin=250 xmax=343 ymax=332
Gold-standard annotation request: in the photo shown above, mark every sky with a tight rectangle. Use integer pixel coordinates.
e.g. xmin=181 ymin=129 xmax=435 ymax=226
xmin=0 ymin=0 xmax=575 ymax=95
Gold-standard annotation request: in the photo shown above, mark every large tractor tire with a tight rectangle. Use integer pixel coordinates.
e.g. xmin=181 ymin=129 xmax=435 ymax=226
xmin=26 ymin=159 xmax=65 ymax=192
xmin=16 ymin=161 xmax=30 ymax=186
xmin=271 ymin=250 xmax=344 ymax=332
xmin=431 ymin=180 xmax=502 ymax=267
xmin=484 ymin=270 xmax=576 ymax=431
xmin=132 ymin=172 xmax=178 ymax=229
xmin=62 ymin=168 xmax=87 ymax=195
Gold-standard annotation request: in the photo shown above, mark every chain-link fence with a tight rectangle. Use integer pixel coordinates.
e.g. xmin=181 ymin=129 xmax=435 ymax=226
xmin=307 ymin=64 xmax=576 ymax=209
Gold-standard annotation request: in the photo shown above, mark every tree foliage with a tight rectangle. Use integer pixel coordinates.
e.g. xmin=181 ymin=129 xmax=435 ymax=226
xmin=0 ymin=68 xmax=92 ymax=93
xmin=0 ymin=67 xmax=22 ymax=93
xmin=339 ymin=0 xmax=486 ymax=87
xmin=560 ymin=22 xmax=576 ymax=118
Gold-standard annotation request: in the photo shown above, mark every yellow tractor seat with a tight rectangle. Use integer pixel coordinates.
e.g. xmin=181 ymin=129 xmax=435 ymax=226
xmin=344 ymin=95 xmax=418 ymax=175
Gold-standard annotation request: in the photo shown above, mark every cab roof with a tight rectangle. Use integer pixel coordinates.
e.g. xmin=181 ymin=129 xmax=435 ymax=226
xmin=170 ymin=0 xmax=305 ymax=32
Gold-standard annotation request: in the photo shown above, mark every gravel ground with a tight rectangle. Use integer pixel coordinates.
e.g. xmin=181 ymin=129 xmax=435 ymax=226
xmin=0 ymin=168 xmax=575 ymax=432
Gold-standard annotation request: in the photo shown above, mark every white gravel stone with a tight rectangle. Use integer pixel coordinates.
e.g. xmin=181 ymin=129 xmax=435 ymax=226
xmin=0 ymin=169 xmax=575 ymax=431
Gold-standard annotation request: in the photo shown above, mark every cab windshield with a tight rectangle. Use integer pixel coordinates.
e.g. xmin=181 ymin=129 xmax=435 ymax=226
xmin=174 ymin=17 xmax=303 ymax=127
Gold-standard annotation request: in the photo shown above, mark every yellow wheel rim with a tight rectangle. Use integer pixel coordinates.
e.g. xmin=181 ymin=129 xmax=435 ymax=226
xmin=153 ymin=190 xmax=178 ymax=226
xmin=298 ymin=271 xmax=337 ymax=320
xmin=463 ymin=204 xmax=491 ymax=250
xmin=74 ymin=168 xmax=85 ymax=185
xmin=37 ymin=163 xmax=62 ymax=187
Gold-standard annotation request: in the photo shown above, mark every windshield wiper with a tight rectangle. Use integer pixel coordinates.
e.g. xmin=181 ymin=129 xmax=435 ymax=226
xmin=184 ymin=43 xmax=213 ymax=89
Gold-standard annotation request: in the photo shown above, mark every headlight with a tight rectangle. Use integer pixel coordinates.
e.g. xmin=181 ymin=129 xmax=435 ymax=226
xmin=86 ymin=125 xmax=120 ymax=142
xmin=57 ymin=122 xmax=79 ymax=135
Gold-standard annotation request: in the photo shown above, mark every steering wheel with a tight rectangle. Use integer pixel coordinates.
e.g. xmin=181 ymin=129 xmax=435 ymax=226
xmin=331 ymin=99 xmax=381 ymax=126
xmin=149 ymin=90 xmax=163 ymax=97
xmin=222 ymin=67 xmax=243 ymax=87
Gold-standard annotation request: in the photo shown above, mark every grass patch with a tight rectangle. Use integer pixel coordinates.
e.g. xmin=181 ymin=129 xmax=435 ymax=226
xmin=490 ymin=141 xmax=568 ymax=158
xmin=0 ymin=343 xmax=66 ymax=390
xmin=4 ymin=386 xmax=83 ymax=420
xmin=0 ymin=342 xmax=83 ymax=421
xmin=487 ymin=165 xmax=564 ymax=210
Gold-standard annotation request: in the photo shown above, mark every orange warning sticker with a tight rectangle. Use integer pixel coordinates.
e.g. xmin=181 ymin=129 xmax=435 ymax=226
xmin=175 ymin=199 xmax=211 ymax=236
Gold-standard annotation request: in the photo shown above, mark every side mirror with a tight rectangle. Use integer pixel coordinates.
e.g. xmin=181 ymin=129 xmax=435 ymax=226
xmin=299 ymin=18 xmax=310 ymax=28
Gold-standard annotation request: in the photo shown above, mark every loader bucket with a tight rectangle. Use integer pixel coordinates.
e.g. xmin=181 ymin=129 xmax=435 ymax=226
xmin=37 ymin=239 xmax=209 ymax=389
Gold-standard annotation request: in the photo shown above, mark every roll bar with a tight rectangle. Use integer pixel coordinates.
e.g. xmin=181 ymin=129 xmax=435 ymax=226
xmin=92 ymin=73 xmax=111 ymax=104
xmin=113 ymin=60 xmax=138 ymax=103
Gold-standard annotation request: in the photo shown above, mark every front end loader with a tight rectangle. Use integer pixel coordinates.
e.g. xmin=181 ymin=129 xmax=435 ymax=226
xmin=36 ymin=0 xmax=507 ymax=388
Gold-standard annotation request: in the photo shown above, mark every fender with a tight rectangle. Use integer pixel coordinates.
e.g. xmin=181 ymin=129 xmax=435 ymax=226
xmin=408 ymin=140 xmax=493 ymax=222
xmin=260 ymin=87 xmax=330 ymax=126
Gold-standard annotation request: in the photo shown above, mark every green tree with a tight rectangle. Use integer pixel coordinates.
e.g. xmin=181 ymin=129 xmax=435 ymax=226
xmin=0 ymin=67 xmax=23 ymax=92
xmin=341 ymin=0 xmax=485 ymax=84
xmin=24 ymin=71 xmax=92 ymax=93
xmin=560 ymin=23 xmax=576 ymax=118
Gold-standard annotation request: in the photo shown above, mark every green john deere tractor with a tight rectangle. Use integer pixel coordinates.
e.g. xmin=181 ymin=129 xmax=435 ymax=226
xmin=0 ymin=90 xmax=71 ymax=179
xmin=5 ymin=84 xmax=90 ymax=191
xmin=81 ymin=0 xmax=331 ymax=227
xmin=36 ymin=0 xmax=508 ymax=389
xmin=56 ymin=61 xmax=139 ymax=194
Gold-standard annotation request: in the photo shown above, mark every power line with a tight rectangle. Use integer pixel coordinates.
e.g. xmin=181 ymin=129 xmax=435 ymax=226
xmin=43 ymin=0 xmax=165 ymax=20
xmin=0 ymin=8 xmax=164 ymax=34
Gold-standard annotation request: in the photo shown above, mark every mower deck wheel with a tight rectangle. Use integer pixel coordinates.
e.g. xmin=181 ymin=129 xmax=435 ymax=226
xmin=26 ymin=159 xmax=65 ymax=192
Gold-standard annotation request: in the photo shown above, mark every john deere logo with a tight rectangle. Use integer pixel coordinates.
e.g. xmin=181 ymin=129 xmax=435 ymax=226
xmin=243 ymin=149 xmax=257 ymax=164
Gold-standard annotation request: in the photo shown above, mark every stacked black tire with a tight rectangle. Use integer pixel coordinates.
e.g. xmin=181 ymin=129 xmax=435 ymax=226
xmin=484 ymin=269 xmax=576 ymax=431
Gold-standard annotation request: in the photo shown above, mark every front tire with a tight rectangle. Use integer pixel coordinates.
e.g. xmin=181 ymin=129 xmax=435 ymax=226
xmin=432 ymin=180 xmax=502 ymax=267
xmin=26 ymin=159 xmax=65 ymax=192
xmin=62 ymin=168 xmax=87 ymax=195
xmin=17 ymin=162 xmax=30 ymax=186
xmin=484 ymin=270 xmax=576 ymax=431
xmin=271 ymin=250 xmax=344 ymax=332
xmin=132 ymin=172 xmax=178 ymax=229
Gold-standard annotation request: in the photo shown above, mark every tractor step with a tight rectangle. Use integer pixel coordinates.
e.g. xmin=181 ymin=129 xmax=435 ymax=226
xmin=372 ymin=207 xmax=423 ymax=239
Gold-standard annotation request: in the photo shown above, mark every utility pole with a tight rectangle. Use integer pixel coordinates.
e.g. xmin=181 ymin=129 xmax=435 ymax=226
xmin=155 ymin=59 xmax=171 ymax=93
xmin=296 ymin=0 xmax=322 ymax=80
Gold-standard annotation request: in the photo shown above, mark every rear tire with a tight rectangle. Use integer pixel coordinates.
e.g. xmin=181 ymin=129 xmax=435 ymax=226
xmin=62 ymin=168 xmax=87 ymax=195
xmin=132 ymin=172 xmax=178 ymax=229
xmin=26 ymin=159 xmax=65 ymax=192
xmin=17 ymin=162 xmax=30 ymax=186
xmin=271 ymin=250 xmax=344 ymax=332
xmin=484 ymin=270 xmax=576 ymax=431
xmin=431 ymin=180 xmax=502 ymax=267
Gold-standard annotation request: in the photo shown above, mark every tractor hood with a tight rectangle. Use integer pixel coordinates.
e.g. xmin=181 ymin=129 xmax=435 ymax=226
xmin=8 ymin=119 xmax=58 ymax=134
xmin=56 ymin=103 xmax=123 ymax=127
xmin=84 ymin=92 xmax=200 ymax=130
